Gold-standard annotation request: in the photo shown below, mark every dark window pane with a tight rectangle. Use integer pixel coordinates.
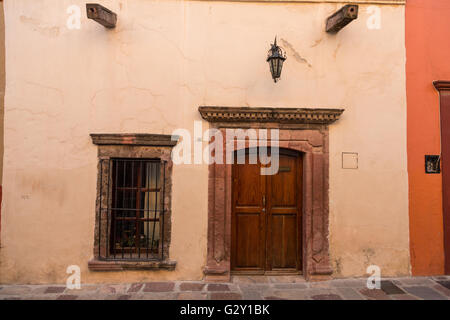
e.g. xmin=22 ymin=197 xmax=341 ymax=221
xmin=109 ymin=159 xmax=161 ymax=257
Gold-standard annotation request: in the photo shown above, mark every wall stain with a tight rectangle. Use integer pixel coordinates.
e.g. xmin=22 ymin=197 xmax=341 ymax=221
xmin=335 ymin=257 xmax=342 ymax=275
xmin=333 ymin=43 xmax=342 ymax=59
xmin=363 ymin=248 xmax=375 ymax=265
xmin=19 ymin=16 xmax=59 ymax=38
xmin=280 ymin=38 xmax=312 ymax=68
xmin=311 ymin=38 xmax=323 ymax=48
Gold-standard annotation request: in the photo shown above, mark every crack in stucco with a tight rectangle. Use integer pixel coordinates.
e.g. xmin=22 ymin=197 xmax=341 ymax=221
xmin=333 ymin=43 xmax=342 ymax=59
xmin=89 ymin=87 xmax=177 ymax=130
xmin=136 ymin=23 xmax=197 ymax=63
xmin=280 ymin=38 xmax=312 ymax=68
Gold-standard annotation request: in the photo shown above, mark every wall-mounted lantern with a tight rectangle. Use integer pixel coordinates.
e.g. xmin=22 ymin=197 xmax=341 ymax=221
xmin=267 ymin=37 xmax=286 ymax=83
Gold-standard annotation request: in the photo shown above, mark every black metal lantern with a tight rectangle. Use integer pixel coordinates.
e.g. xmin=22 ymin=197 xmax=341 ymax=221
xmin=267 ymin=37 xmax=286 ymax=83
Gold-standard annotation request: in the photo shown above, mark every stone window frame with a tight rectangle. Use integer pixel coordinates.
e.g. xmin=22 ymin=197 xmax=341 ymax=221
xmin=198 ymin=106 xmax=344 ymax=281
xmin=88 ymin=134 xmax=178 ymax=271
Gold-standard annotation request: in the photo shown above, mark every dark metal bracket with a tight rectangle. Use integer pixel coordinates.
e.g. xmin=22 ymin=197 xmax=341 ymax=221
xmin=326 ymin=5 xmax=359 ymax=34
xmin=86 ymin=3 xmax=117 ymax=29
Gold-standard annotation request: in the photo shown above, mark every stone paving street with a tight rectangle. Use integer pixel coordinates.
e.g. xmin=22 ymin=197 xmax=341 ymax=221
xmin=1 ymin=276 xmax=450 ymax=300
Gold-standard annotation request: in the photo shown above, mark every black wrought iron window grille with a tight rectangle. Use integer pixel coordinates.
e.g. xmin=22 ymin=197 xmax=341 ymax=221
xmin=97 ymin=158 xmax=166 ymax=261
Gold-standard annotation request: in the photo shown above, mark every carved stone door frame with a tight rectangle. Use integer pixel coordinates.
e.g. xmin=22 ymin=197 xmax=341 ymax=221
xmin=199 ymin=107 xmax=344 ymax=281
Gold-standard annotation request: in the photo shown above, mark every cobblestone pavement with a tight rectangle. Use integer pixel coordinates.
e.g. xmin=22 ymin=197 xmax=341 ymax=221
xmin=1 ymin=275 xmax=449 ymax=300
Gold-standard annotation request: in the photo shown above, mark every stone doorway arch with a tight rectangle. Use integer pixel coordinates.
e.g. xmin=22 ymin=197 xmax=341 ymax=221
xmin=198 ymin=106 xmax=344 ymax=281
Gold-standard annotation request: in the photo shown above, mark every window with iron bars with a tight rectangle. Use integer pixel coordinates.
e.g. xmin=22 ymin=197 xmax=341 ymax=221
xmin=97 ymin=158 xmax=166 ymax=261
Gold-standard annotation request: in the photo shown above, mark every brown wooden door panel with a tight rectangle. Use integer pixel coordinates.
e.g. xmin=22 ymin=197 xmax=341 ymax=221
xmin=266 ymin=152 xmax=302 ymax=272
xmin=234 ymin=214 xmax=262 ymax=268
xmin=231 ymin=154 xmax=266 ymax=272
xmin=269 ymin=214 xmax=298 ymax=269
xmin=234 ymin=162 xmax=262 ymax=207
xmin=269 ymin=155 xmax=298 ymax=207
xmin=231 ymin=148 xmax=303 ymax=274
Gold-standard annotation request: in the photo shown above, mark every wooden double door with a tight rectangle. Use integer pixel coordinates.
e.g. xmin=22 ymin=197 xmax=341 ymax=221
xmin=231 ymin=148 xmax=303 ymax=274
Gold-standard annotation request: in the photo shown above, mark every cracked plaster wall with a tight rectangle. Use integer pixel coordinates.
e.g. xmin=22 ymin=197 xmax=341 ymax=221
xmin=0 ymin=0 xmax=409 ymax=283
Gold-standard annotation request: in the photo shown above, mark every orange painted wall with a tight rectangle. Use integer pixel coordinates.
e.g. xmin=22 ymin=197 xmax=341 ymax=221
xmin=406 ymin=0 xmax=450 ymax=275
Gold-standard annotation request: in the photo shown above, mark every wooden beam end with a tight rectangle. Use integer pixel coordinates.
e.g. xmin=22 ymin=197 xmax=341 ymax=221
xmin=326 ymin=5 xmax=359 ymax=34
xmin=86 ymin=3 xmax=117 ymax=29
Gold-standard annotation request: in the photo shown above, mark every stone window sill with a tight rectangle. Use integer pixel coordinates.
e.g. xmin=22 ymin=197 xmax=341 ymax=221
xmin=88 ymin=259 xmax=177 ymax=271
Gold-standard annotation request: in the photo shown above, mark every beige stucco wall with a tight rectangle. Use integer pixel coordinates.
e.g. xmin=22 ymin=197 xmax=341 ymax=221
xmin=0 ymin=0 xmax=409 ymax=284
xmin=0 ymin=0 xmax=4 ymax=194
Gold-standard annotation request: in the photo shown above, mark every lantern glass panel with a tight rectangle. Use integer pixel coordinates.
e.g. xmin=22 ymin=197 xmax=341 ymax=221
xmin=269 ymin=59 xmax=274 ymax=78
xmin=274 ymin=59 xmax=279 ymax=77
xmin=277 ymin=59 xmax=283 ymax=78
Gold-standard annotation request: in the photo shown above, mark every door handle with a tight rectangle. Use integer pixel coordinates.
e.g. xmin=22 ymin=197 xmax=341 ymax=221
xmin=262 ymin=195 xmax=266 ymax=212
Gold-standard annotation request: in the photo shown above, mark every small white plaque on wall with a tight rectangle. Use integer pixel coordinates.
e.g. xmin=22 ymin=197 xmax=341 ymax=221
xmin=342 ymin=152 xmax=358 ymax=169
